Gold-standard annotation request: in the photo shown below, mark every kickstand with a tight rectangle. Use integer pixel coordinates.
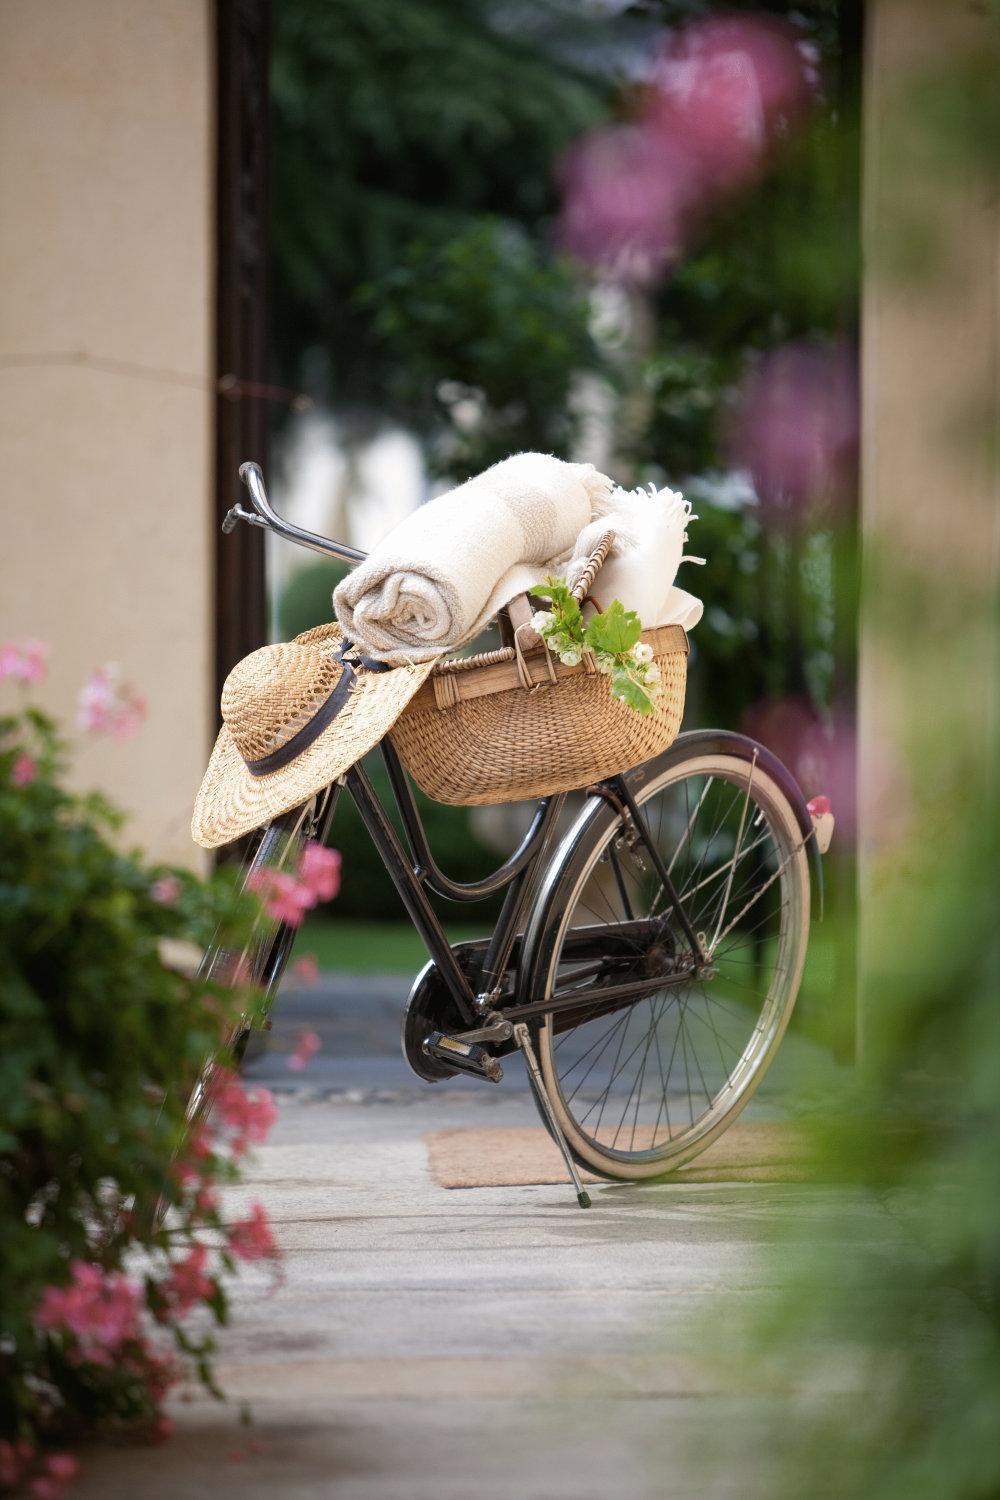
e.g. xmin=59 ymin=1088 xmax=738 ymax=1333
xmin=513 ymin=1023 xmax=592 ymax=1209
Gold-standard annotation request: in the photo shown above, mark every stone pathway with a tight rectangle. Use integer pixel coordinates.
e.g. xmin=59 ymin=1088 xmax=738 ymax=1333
xmin=73 ymin=980 xmax=889 ymax=1499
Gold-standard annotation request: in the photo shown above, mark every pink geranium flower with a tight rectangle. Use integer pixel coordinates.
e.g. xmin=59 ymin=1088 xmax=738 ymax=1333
xmin=77 ymin=665 xmax=147 ymax=740
xmin=298 ymin=843 xmax=342 ymax=902
xmin=287 ymin=1028 xmax=322 ymax=1072
xmin=291 ymin=953 xmax=319 ymax=986
xmin=11 ymin=752 xmax=37 ymax=787
xmin=34 ymin=1260 xmax=142 ymax=1366
xmin=728 ymin=340 xmax=859 ymax=520
xmin=0 ymin=638 xmax=48 ymax=684
xmin=211 ymin=1072 xmax=278 ymax=1154
xmin=162 ymin=1244 xmax=214 ymax=1316
xmin=0 ymin=1442 xmax=34 ymax=1489
xmin=150 ymin=874 xmax=181 ymax=905
xmin=645 ymin=15 xmax=817 ymax=195
xmin=247 ymin=868 xmax=313 ymax=927
xmin=227 ymin=1203 xmax=279 ymax=1263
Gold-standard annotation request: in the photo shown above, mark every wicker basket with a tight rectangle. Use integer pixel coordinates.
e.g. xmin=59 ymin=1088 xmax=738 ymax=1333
xmin=389 ymin=532 xmax=688 ymax=806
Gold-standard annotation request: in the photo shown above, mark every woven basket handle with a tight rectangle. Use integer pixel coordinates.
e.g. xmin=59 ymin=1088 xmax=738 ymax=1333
xmin=504 ymin=528 xmax=615 ymax=653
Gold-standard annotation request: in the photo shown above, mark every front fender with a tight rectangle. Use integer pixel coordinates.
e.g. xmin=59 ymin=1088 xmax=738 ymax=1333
xmin=518 ymin=729 xmax=824 ymax=1008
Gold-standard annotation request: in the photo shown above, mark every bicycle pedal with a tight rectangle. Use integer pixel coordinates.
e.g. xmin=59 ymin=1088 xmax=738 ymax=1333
xmin=422 ymin=1031 xmax=503 ymax=1083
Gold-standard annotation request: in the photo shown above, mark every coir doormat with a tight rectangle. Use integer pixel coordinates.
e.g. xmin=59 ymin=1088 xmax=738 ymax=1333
xmin=424 ymin=1120 xmax=813 ymax=1189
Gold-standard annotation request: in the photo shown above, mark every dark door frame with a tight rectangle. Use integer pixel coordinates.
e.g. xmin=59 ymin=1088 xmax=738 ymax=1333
xmin=214 ymin=0 xmax=270 ymax=706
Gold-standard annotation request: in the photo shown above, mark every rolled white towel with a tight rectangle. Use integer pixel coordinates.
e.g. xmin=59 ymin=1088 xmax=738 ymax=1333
xmin=334 ymin=452 xmax=614 ymax=663
xmin=567 ymin=481 xmax=705 ymax=631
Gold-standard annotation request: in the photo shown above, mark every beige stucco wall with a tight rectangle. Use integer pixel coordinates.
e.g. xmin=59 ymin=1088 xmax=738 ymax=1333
xmin=0 ymin=0 xmax=214 ymax=867
xmin=859 ymin=0 xmax=999 ymax=1047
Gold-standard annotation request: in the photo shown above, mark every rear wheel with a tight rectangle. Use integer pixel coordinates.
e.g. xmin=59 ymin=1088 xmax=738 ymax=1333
xmin=535 ymin=751 xmax=810 ymax=1180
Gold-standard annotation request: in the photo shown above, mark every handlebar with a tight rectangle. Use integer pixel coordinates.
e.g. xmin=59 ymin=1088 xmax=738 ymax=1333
xmin=221 ymin=461 xmax=367 ymax=565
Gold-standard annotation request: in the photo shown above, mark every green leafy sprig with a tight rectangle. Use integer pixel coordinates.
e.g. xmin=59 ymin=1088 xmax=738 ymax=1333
xmin=530 ymin=578 xmax=662 ymax=715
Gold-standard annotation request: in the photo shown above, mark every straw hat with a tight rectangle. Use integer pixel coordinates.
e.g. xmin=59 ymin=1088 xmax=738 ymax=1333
xmin=191 ymin=623 xmax=435 ymax=849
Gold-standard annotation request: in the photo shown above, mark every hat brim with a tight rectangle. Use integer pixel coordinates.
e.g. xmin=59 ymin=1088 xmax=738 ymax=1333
xmin=191 ymin=627 xmax=435 ymax=849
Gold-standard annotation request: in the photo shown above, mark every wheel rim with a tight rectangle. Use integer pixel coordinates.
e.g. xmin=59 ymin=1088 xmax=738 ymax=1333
xmin=539 ymin=756 xmax=810 ymax=1178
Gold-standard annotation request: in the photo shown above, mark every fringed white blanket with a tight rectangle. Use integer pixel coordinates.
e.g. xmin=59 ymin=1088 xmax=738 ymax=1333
xmin=567 ymin=482 xmax=705 ymax=632
xmin=334 ymin=453 xmax=613 ymax=663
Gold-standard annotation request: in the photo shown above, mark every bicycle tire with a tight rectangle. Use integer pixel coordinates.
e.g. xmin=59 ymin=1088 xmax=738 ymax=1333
xmin=527 ymin=746 xmax=811 ymax=1181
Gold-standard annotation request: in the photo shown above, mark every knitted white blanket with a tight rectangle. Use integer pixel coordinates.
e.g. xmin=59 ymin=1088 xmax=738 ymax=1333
xmin=334 ymin=453 xmax=614 ymax=663
xmin=567 ymin=482 xmax=705 ymax=632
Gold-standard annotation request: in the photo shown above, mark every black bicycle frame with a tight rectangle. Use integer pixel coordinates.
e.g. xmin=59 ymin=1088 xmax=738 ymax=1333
xmin=315 ymin=748 xmax=702 ymax=1034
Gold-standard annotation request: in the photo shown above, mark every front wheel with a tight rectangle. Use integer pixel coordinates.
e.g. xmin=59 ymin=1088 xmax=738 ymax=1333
xmin=533 ymin=749 xmax=811 ymax=1181
xmin=183 ymin=797 xmax=317 ymax=1126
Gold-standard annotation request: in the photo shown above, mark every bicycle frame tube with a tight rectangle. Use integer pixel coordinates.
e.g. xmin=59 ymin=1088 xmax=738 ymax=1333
xmin=342 ymin=764 xmax=484 ymax=1027
xmin=379 ymin=741 xmax=560 ymax=901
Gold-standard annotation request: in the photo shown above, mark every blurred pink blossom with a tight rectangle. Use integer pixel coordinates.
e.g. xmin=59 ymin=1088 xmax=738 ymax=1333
xmin=0 ymin=638 xmax=48 ymax=684
xmin=729 ymin=341 xmax=859 ymax=520
xmin=34 ymin=1261 xmax=142 ymax=1366
xmin=211 ymin=1072 xmax=279 ymax=1154
xmin=227 ymin=1203 xmax=279 ymax=1263
xmin=0 ymin=1441 xmax=34 ymax=1489
xmin=291 ymin=952 xmax=320 ymax=986
xmin=287 ymin=1028 xmax=322 ymax=1072
xmin=807 ymin=794 xmax=832 ymax=818
xmin=645 ymin=14 xmax=817 ymax=194
xmin=77 ymin=665 xmax=147 ymax=740
xmin=11 ymin=752 xmax=37 ymax=787
xmin=557 ymin=14 xmax=817 ymax=282
xmin=298 ymin=843 xmax=342 ymax=902
xmin=150 ymin=874 xmax=181 ymax=905
xmin=247 ymin=867 xmax=314 ymax=927
xmin=557 ymin=124 xmax=692 ymax=283
xmin=743 ymin=696 xmax=857 ymax=841
xmin=162 ymin=1244 xmax=213 ymax=1316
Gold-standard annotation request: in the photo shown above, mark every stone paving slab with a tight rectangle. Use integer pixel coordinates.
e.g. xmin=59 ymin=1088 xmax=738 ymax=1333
xmin=71 ymin=983 xmax=889 ymax=1498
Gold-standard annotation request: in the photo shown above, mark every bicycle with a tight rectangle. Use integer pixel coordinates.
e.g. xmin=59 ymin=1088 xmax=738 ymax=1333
xmin=195 ymin=461 xmax=829 ymax=1208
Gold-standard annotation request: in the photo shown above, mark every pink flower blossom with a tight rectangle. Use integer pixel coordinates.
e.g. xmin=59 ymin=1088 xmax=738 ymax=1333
xmin=247 ymin=868 xmax=314 ymax=927
xmin=34 ymin=1260 xmax=142 ymax=1366
xmin=0 ymin=1441 xmax=33 ymax=1488
xmin=44 ymin=1456 xmax=79 ymax=1484
xmin=77 ymin=665 xmax=147 ymax=741
xmin=287 ymin=1028 xmax=322 ymax=1072
xmin=11 ymin=752 xmax=37 ymax=786
xmin=0 ymin=638 xmax=48 ymax=684
xmin=291 ymin=953 xmax=320 ymax=986
xmin=150 ymin=874 xmax=181 ymax=905
xmin=742 ymin=696 xmax=860 ymax=843
xmin=556 ymin=123 xmax=693 ymax=283
xmin=645 ymin=15 xmax=817 ymax=196
xmin=211 ymin=1072 xmax=278 ymax=1154
xmin=298 ymin=843 xmax=342 ymax=903
xmin=195 ymin=1184 xmax=220 ymax=1215
xmin=29 ymin=1478 xmax=65 ymax=1500
xmin=807 ymin=794 xmax=832 ymax=818
xmin=227 ymin=1203 xmax=279 ymax=1263
xmin=162 ymin=1244 xmax=214 ymax=1316
xmin=728 ymin=341 xmax=859 ymax=521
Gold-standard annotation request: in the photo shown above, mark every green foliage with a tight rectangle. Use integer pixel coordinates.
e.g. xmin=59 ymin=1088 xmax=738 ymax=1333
xmin=271 ymin=0 xmax=607 ymax=465
xmin=359 ymin=219 xmax=603 ymax=469
xmin=585 ymin=600 xmax=643 ymax=657
xmin=0 ymin=709 xmax=263 ymax=1457
xmin=275 ymin=558 xmax=347 ymax=642
xmin=532 ymin=582 xmax=660 ymax=714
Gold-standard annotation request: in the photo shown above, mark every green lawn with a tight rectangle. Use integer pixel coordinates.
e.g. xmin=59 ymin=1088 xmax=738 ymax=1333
xmin=297 ymin=917 xmax=487 ymax=975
